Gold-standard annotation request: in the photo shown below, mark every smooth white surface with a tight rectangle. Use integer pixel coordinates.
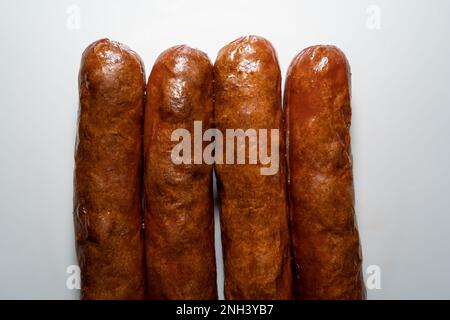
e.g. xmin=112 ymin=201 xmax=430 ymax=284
xmin=0 ymin=0 xmax=449 ymax=299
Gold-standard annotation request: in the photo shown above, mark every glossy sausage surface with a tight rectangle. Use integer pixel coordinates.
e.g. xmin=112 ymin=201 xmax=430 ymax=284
xmin=144 ymin=45 xmax=217 ymax=300
xmin=75 ymin=38 xmax=146 ymax=299
xmin=285 ymin=45 xmax=365 ymax=299
xmin=214 ymin=35 xmax=293 ymax=300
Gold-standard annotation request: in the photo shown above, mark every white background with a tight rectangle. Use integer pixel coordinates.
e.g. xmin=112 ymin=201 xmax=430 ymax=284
xmin=0 ymin=0 xmax=449 ymax=299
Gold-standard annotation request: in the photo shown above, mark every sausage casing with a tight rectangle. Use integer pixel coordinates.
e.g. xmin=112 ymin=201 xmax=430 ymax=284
xmin=285 ymin=45 xmax=365 ymax=299
xmin=214 ymin=36 xmax=293 ymax=300
xmin=75 ymin=39 xmax=146 ymax=299
xmin=144 ymin=45 xmax=217 ymax=299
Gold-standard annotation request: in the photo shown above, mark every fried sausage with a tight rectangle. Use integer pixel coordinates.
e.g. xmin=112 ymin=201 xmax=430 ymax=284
xmin=214 ymin=35 xmax=293 ymax=300
xmin=74 ymin=39 xmax=146 ymax=299
xmin=285 ymin=45 xmax=365 ymax=299
xmin=144 ymin=45 xmax=217 ymax=300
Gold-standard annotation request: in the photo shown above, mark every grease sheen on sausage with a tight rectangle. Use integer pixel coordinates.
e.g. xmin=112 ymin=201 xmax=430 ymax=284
xmin=75 ymin=39 xmax=146 ymax=299
xmin=214 ymin=36 xmax=293 ymax=300
xmin=144 ymin=45 xmax=217 ymax=300
xmin=285 ymin=45 xmax=365 ymax=300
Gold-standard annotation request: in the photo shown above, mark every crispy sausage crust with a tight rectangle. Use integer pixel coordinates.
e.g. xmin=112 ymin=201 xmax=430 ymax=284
xmin=144 ymin=45 xmax=217 ymax=300
xmin=214 ymin=36 xmax=293 ymax=300
xmin=75 ymin=39 xmax=146 ymax=300
xmin=285 ymin=45 xmax=365 ymax=300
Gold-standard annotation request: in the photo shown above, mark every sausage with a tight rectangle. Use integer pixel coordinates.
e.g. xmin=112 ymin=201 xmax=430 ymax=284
xmin=285 ymin=45 xmax=365 ymax=299
xmin=144 ymin=45 xmax=217 ymax=299
xmin=74 ymin=39 xmax=146 ymax=299
xmin=214 ymin=35 xmax=293 ymax=299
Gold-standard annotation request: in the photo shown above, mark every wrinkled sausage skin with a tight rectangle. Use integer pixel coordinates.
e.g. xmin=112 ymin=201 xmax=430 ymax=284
xmin=75 ymin=38 xmax=146 ymax=300
xmin=214 ymin=35 xmax=293 ymax=300
xmin=144 ymin=45 xmax=217 ymax=300
xmin=285 ymin=45 xmax=365 ymax=300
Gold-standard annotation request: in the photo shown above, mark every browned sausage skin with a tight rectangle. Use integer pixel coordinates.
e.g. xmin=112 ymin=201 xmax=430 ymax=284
xmin=144 ymin=45 xmax=217 ymax=300
xmin=75 ymin=39 xmax=146 ymax=299
xmin=214 ymin=36 xmax=293 ymax=300
xmin=285 ymin=45 xmax=365 ymax=300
